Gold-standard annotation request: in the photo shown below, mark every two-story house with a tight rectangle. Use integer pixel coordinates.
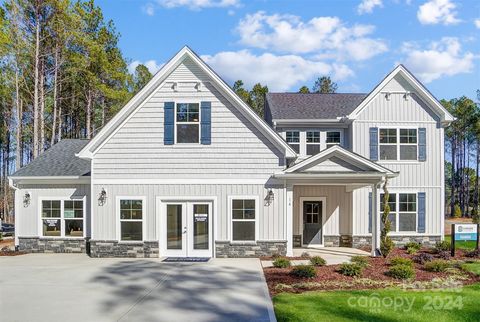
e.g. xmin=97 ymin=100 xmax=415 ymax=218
xmin=9 ymin=46 xmax=454 ymax=258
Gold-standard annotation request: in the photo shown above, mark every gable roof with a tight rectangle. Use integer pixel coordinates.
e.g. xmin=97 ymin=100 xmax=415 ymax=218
xmin=281 ymin=145 xmax=398 ymax=177
xmin=348 ymin=64 xmax=455 ymax=124
xmin=10 ymin=139 xmax=91 ymax=178
xmin=77 ymin=46 xmax=297 ymax=159
xmin=266 ymin=93 xmax=367 ymax=121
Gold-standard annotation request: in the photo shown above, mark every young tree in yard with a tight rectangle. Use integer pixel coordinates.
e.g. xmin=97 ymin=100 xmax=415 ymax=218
xmin=380 ymin=179 xmax=394 ymax=257
xmin=312 ymin=76 xmax=338 ymax=93
xmin=298 ymin=86 xmax=310 ymax=93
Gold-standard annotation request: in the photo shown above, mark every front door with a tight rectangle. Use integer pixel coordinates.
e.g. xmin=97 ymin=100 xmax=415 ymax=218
xmin=163 ymin=202 xmax=212 ymax=257
xmin=303 ymin=201 xmax=323 ymax=245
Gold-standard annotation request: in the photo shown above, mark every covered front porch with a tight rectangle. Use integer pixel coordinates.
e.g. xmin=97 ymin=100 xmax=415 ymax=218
xmin=276 ymin=146 xmax=398 ymax=257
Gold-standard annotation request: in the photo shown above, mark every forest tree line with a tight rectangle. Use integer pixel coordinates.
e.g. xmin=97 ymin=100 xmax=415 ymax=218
xmin=0 ymin=1 xmax=478 ymax=224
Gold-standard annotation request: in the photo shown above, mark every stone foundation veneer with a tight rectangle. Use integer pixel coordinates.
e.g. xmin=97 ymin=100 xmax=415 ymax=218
xmin=323 ymin=235 xmax=340 ymax=247
xmin=215 ymin=240 xmax=287 ymax=258
xmin=18 ymin=237 xmax=85 ymax=253
xmin=89 ymin=240 xmax=159 ymax=258
xmin=352 ymin=235 xmax=442 ymax=248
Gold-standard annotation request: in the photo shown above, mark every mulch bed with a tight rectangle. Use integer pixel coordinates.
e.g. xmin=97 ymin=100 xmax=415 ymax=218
xmin=264 ymin=248 xmax=480 ymax=296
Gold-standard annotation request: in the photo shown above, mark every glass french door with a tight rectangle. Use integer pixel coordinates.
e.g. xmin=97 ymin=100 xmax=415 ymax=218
xmin=163 ymin=202 xmax=212 ymax=257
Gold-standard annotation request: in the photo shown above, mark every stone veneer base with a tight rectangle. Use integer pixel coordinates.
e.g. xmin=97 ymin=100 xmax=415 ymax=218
xmin=89 ymin=240 xmax=159 ymax=258
xmin=18 ymin=237 xmax=85 ymax=253
xmin=352 ymin=235 xmax=442 ymax=248
xmin=215 ymin=241 xmax=287 ymax=258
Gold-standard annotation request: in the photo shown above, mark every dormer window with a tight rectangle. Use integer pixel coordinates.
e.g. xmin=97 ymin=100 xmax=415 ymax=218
xmin=176 ymin=103 xmax=200 ymax=143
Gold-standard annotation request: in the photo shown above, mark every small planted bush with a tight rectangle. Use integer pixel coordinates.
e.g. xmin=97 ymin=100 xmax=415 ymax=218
xmin=390 ymin=257 xmax=413 ymax=267
xmin=424 ymin=259 xmax=451 ymax=272
xmin=465 ymin=249 xmax=480 ymax=258
xmin=437 ymin=250 xmax=451 ymax=260
xmin=350 ymin=255 xmax=369 ymax=268
xmin=339 ymin=263 xmax=363 ymax=277
xmin=435 ymin=240 xmax=451 ymax=253
xmin=291 ymin=265 xmax=317 ymax=278
xmin=405 ymin=242 xmax=422 ymax=251
xmin=413 ymin=253 xmax=434 ymax=264
xmin=387 ymin=264 xmax=416 ymax=280
xmin=310 ymin=256 xmax=327 ymax=266
xmin=273 ymin=257 xmax=291 ymax=268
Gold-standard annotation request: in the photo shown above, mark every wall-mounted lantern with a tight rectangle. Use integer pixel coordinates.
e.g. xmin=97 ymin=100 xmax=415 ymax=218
xmin=23 ymin=192 xmax=31 ymax=207
xmin=98 ymin=188 xmax=107 ymax=206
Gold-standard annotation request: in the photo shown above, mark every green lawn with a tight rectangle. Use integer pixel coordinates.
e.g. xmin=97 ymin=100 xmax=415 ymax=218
xmin=462 ymin=262 xmax=480 ymax=276
xmin=445 ymin=235 xmax=478 ymax=250
xmin=273 ymin=283 xmax=480 ymax=322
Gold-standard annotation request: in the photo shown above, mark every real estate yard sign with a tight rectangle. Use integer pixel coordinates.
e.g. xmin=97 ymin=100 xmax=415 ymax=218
xmin=451 ymin=223 xmax=479 ymax=256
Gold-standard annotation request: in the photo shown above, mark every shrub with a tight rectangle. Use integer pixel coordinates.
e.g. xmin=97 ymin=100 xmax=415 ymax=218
xmin=407 ymin=247 xmax=419 ymax=255
xmin=350 ymin=255 xmax=369 ymax=268
xmin=390 ymin=257 xmax=413 ymax=267
xmin=424 ymin=260 xmax=451 ymax=272
xmin=300 ymin=251 xmax=311 ymax=259
xmin=271 ymin=253 xmax=282 ymax=259
xmin=387 ymin=264 xmax=416 ymax=280
xmin=465 ymin=249 xmax=480 ymax=258
xmin=310 ymin=256 xmax=327 ymax=266
xmin=273 ymin=257 xmax=291 ymax=268
xmin=413 ymin=253 xmax=434 ymax=264
xmin=453 ymin=204 xmax=462 ymax=218
xmin=339 ymin=263 xmax=363 ymax=277
xmin=405 ymin=241 xmax=422 ymax=251
xmin=437 ymin=250 xmax=451 ymax=260
xmin=380 ymin=237 xmax=394 ymax=258
xmin=291 ymin=265 xmax=317 ymax=278
xmin=435 ymin=240 xmax=451 ymax=253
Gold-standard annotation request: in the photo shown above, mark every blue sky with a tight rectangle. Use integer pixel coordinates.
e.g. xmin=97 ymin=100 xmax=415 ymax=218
xmin=97 ymin=0 xmax=479 ymax=100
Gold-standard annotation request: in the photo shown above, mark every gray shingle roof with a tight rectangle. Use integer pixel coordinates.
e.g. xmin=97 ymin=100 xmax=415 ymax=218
xmin=266 ymin=93 xmax=367 ymax=120
xmin=11 ymin=139 xmax=91 ymax=177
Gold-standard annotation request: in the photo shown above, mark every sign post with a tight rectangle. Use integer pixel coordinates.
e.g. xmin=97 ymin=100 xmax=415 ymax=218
xmin=451 ymin=223 xmax=479 ymax=257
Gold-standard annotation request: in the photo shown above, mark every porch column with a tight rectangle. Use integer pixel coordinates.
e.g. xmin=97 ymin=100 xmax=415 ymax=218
xmin=371 ymin=183 xmax=380 ymax=256
xmin=286 ymin=184 xmax=293 ymax=256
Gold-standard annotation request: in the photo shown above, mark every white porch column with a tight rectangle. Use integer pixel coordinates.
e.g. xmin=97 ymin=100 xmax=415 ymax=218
xmin=371 ymin=183 xmax=380 ymax=256
xmin=286 ymin=184 xmax=293 ymax=256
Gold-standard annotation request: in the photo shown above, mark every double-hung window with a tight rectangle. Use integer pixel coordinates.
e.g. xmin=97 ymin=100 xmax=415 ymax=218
xmin=306 ymin=131 xmax=321 ymax=155
xmin=379 ymin=193 xmax=417 ymax=232
xmin=286 ymin=131 xmax=300 ymax=153
xmin=379 ymin=128 xmax=418 ymax=161
xmin=176 ymin=103 xmax=200 ymax=143
xmin=41 ymin=199 xmax=84 ymax=237
xmin=326 ymin=131 xmax=341 ymax=149
xmin=232 ymin=199 xmax=256 ymax=241
xmin=120 ymin=199 xmax=143 ymax=241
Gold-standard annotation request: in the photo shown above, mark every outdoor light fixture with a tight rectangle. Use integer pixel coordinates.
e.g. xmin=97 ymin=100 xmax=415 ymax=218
xmin=385 ymin=92 xmax=391 ymax=101
xmin=404 ymin=91 xmax=410 ymax=101
xmin=23 ymin=192 xmax=31 ymax=207
xmin=98 ymin=188 xmax=107 ymax=206
xmin=264 ymin=189 xmax=275 ymax=206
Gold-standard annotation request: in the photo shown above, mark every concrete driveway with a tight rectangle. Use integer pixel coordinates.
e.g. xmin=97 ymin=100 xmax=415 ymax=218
xmin=0 ymin=255 xmax=275 ymax=322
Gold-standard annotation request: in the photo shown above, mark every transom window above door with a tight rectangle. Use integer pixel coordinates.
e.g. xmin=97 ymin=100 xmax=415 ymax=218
xmin=176 ymin=103 xmax=200 ymax=143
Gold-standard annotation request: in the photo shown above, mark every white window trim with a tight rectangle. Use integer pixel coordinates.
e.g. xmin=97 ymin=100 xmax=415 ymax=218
xmin=174 ymin=102 xmax=201 ymax=145
xmin=283 ymin=128 xmax=344 ymax=156
xmin=116 ymin=196 xmax=146 ymax=243
xmin=378 ymin=126 xmax=419 ymax=162
xmin=379 ymin=191 xmax=418 ymax=234
xmin=38 ymin=196 xmax=87 ymax=239
xmin=228 ymin=195 xmax=259 ymax=243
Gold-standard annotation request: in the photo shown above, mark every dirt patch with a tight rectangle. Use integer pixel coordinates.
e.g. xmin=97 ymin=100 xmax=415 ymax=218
xmin=264 ymin=248 xmax=480 ymax=296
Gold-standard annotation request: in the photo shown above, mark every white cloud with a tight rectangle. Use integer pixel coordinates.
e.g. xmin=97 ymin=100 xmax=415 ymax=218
xmin=475 ymin=19 xmax=480 ymax=29
xmin=236 ymin=12 xmax=387 ymax=61
xmin=157 ymin=0 xmax=240 ymax=10
xmin=201 ymin=50 xmax=353 ymax=91
xmin=142 ymin=3 xmax=156 ymax=16
xmin=357 ymin=0 xmax=383 ymax=15
xmin=417 ymin=0 xmax=460 ymax=25
xmin=128 ymin=60 xmax=163 ymax=74
xmin=401 ymin=37 xmax=475 ymax=83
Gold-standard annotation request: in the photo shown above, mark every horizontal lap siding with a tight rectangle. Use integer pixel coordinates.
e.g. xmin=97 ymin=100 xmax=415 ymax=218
xmin=92 ymin=184 xmax=285 ymax=242
xmin=94 ymin=58 xmax=283 ymax=180
xmin=352 ymin=76 xmax=444 ymax=236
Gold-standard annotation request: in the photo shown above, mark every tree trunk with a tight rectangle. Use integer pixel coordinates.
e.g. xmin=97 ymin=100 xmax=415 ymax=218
xmin=474 ymin=142 xmax=479 ymax=215
xmin=15 ymin=69 xmax=22 ymax=171
xmin=51 ymin=47 xmax=59 ymax=146
xmin=450 ymin=137 xmax=456 ymax=217
xmin=32 ymin=3 xmax=41 ymax=159
xmin=86 ymin=90 xmax=92 ymax=139
xmin=39 ymin=59 xmax=45 ymax=153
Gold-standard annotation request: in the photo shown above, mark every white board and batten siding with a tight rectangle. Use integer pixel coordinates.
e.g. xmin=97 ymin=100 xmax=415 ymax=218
xmin=92 ymin=57 xmax=287 ymax=243
xmin=352 ymin=74 xmax=444 ymax=236
xmin=15 ymin=184 xmax=91 ymax=237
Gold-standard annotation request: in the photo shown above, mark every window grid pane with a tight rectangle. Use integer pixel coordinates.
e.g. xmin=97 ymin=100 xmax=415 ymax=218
xmin=286 ymin=131 xmax=300 ymax=143
xmin=232 ymin=199 xmax=256 ymax=241
xmin=306 ymin=131 xmax=320 ymax=143
xmin=120 ymin=199 xmax=143 ymax=241
xmin=326 ymin=132 xmax=341 ymax=143
xmin=379 ymin=129 xmax=397 ymax=143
